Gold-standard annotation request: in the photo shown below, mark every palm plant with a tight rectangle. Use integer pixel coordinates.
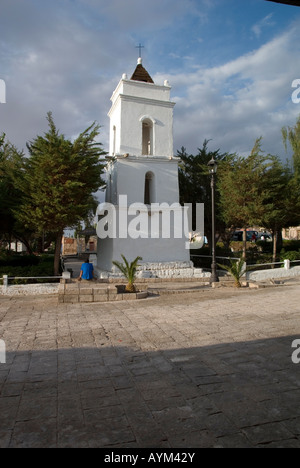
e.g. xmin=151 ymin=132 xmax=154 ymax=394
xmin=112 ymin=255 xmax=142 ymax=293
xmin=218 ymin=258 xmax=246 ymax=288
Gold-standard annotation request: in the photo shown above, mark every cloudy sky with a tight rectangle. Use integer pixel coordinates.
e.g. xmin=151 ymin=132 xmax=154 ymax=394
xmin=0 ymin=0 xmax=300 ymax=163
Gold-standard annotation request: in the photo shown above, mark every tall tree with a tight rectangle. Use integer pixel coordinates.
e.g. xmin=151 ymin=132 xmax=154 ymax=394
xmin=282 ymin=114 xmax=300 ymax=177
xmin=0 ymin=134 xmax=34 ymax=252
xmin=217 ymin=138 xmax=273 ymax=259
xmin=260 ymin=156 xmax=300 ymax=261
xmin=281 ymin=115 xmax=300 ymax=251
xmin=178 ymin=140 xmax=227 ymax=251
xmin=17 ymin=112 xmax=106 ymax=274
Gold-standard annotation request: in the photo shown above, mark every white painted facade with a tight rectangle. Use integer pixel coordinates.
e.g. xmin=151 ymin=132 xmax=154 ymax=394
xmin=108 ymin=63 xmax=174 ymax=158
xmin=96 ymin=59 xmax=202 ymax=278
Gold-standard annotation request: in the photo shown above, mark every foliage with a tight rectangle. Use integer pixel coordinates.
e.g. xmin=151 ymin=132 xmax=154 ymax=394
xmin=259 ymin=156 xmax=300 ymax=261
xmin=280 ymin=250 xmax=300 ymax=262
xmin=112 ymin=255 xmax=143 ymax=293
xmin=0 ymin=254 xmax=39 ymax=267
xmin=178 ymin=140 xmax=228 ymax=249
xmin=217 ymin=138 xmax=298 ymax=261
xmin=282 ymin=240 xmax=300 ymax=251
xmin=256 ymin=240 xmax=273 ymax=253
xmin=16 ymin=112 xmax=106 ymax=274
xmin=0 ymin=134 xmax=34 ymax=251
xmin=0 ymin=255 xmax=57 ymax=284
xmin=282 ymin=114 xmax=300 ymax=177
xmin=218 ymin=258 xmax=246 ymax=288
xmin=218 ymin=139 xmax=273 ymax=227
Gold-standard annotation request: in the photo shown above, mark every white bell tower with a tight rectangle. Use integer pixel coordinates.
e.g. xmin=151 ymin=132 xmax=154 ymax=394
xmin=108 ymin=57 xmax=174 ymax=160
xmin=96 ymin=57 xmax=200 ymax=278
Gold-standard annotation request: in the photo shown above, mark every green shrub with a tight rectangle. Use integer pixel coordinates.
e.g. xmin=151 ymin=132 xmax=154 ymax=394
xmin=280 ymin=250 xmax=300 ymax=261
xmin=0 ymin=254 xmax=39 ymax=267
xmin=218 ymin=258 xmax=246 ymax=288
xmin=282 ymin=240 xmax=300 ymax=252
xmin=0 ymin=255 xmax=56 ymax=284
xmin=256 ymin=240 xmax=273 ymax=253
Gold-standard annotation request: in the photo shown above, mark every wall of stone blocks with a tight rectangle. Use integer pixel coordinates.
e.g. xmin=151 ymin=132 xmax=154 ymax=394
xmin=58 ymin=282 xmax=148 ymax=303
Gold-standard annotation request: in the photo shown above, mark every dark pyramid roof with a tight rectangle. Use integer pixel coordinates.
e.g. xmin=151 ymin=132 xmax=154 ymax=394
xmin=130 ymin=59 xmax=154 ymax=83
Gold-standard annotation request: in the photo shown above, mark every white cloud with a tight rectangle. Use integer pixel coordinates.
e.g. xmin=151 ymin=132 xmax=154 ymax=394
xmin=252 ymin=13 xmax=275 ymax=38
xmin=0 ymin=0 xmax=299 ymax=166
xmin=166 ymin=23 xmax=300 ymax=158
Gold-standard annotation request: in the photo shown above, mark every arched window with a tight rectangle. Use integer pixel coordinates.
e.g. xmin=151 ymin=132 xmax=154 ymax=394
xmin=142 ymin=122 xmax=151 ymax=155
xmin=144 ymin=171 xmax=155 ymax=205
xmin=140 ymin=116 xmax=155 ymax=156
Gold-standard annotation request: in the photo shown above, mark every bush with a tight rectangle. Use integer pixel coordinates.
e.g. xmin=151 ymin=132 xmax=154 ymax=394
xmin=0 ymin=254 xmax=39 ymax=267
xmin=0 ymin=255 xmax=56 ymax=284
xmin=280 ymin=250 xmax=300 ymax=262
xmin=282 ymin=240 xmax=300 ymax=252
xmin=190 ymin=243 xmax=240 ymax=269
xmin=256 ymin=240 xmax=273 ymax=253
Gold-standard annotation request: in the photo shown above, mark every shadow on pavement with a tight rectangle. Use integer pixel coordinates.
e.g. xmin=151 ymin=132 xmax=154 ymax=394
xmin=1 ymin=333 xmax=300 ymax=448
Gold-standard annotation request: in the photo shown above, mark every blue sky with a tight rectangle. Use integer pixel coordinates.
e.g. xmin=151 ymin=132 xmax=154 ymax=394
xmin=0 ymin=0 xmax=300 ymax=164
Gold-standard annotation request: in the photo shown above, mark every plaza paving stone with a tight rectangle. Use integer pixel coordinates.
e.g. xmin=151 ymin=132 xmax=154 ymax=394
xmin=0 ymin=281 xmax=300 ymax=447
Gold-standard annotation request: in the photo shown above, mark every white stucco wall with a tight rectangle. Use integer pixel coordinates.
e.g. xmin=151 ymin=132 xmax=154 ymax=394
xmin=97 ymin=204 xmax=190 ymax=272
xmin=108 ymin=77 xmax=175 ymax=157
xmin=98 ymin=63 xmax=190 ymax=274
xmin=105 ymin=156 xmax=180 ymax=206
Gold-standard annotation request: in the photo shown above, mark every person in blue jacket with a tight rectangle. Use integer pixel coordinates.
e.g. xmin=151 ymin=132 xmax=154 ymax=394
xmin=78 ymin=259 xmax=95 ymax=281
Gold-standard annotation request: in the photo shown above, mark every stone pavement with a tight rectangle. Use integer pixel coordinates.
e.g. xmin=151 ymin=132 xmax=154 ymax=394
xmin=0 ymin=281 xmax=300 ymax=448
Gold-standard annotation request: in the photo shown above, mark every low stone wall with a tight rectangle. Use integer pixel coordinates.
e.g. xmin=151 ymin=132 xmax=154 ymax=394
xmin=95 ymin=261 xmax=211 ymax=279
xmin=247 ymin=265 xmax=300 ymax=282
xmin=58 ymin=282 xmax=148 ymax=303
xmin=0 ymin=283 xmax=60 ymax=296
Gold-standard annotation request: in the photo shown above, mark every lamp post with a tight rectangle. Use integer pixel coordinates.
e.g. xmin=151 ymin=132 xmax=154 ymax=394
xmin=208 ymin=157 xmax=219 ymax=283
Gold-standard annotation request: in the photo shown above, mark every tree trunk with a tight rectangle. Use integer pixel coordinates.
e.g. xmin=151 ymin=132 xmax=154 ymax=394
xmin=242 ymin=227 xmax=247 ymax=260
xmin=8 ymin=233 xmax=12 ymax=253
xmin=276 ymin=229 xmax=283 ymax=254
xmin=36 ymin=236 xmax=43 ymax=254
xmin=272 ymin=230 xmax=278 ymax=266
xmin=54 ymin=231 xmax=63 ymax=276
xmin=125 ymin=282 xmax=136 ymax=293
xmin=15 ymin=236 xmax=33 ymax=255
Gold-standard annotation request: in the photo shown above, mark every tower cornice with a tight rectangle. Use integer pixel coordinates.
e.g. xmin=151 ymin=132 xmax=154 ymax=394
xmin=108 ymin=93 xmax=175 ymax=118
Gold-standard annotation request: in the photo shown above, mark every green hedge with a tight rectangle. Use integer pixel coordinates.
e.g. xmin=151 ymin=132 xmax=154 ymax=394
xmin=280 ymin=250 xmax=300 ymax=261
xmin=282 ymin=240 xmax=300 ymax=252
xmin=0 ymin=255 xmax=57 ymax=284
xmin=0 ymin=254 xmax=40 ymax=267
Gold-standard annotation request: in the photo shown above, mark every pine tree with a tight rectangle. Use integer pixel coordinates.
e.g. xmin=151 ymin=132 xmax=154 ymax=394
xmin=0 ymin=134 xmax=33 ymax=251
xmin=282 ymin=115 xmax=300 ymax=178
xmin=259 ymin=156 xmax=298 ymax=262
xmin=17 ymin=112 xmax=106 ymax=274
xmin=178 ymin=140 xmax=227 ymax=251
xmin=217 ymin=138 xmax=273 ymax=259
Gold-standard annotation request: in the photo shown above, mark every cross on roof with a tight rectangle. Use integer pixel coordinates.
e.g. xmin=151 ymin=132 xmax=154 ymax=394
xmin=136 ymin=43 xmax=144 ymax=58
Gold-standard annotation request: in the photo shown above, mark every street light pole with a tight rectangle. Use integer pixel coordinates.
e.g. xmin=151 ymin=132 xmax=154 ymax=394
xmin=208 ymin=157 xmax=219 ymax=283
